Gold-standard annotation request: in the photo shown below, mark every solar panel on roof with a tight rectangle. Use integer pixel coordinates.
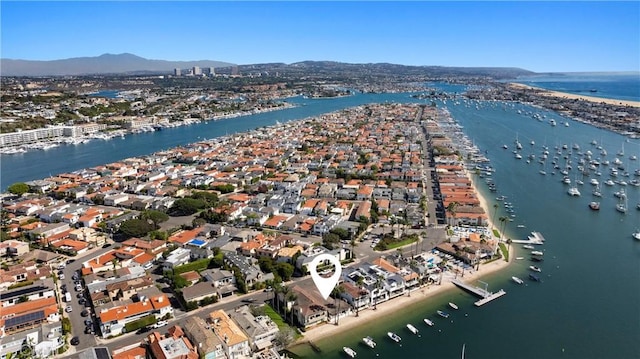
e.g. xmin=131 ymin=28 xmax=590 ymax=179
xmin=5 ymin=310 xmax=45 ymax=328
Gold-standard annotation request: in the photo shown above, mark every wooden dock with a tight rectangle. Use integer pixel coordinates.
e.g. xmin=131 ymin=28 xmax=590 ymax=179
xmin=450 ymin=279 xmax=506 ymax=307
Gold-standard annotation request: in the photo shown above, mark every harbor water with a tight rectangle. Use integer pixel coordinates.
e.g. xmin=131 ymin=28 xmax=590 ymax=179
xmin=1 ymin=79 xmax=639 ymax=358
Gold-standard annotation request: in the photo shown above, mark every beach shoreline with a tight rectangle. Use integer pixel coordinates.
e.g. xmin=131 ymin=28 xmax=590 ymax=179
xmin=508 ymin=82 xmax=640 ymax=108
xmin=291 ymin=167 xmax=511 ymax=350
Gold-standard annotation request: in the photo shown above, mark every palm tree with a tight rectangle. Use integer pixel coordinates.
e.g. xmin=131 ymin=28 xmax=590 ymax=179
xmin=498 ymin=216 xmax=508 ymax=239
xmin=492 ymin=203 xmax=499 ymax=230
xmin=272 ymin=282 xmax=283 ymax=312
xmin=349 ymin=239 xmax=357 ymax=260
xmin=446 ymin=201 xmax=459 ymax=226
xmin=331 ymin=284 xmax=345 ymax=325
xmin=280 ymin=285 xmax=291 ymax=317
xmin=286 ymin=291 xmax=298 ymax=326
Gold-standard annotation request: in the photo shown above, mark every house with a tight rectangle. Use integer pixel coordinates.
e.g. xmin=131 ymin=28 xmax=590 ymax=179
xmin=208 ymin=310 xmax=251 ymax=359
xmin=201 ymin=269 xmax=237 ymax=298
xmin=0 ymin=239 xmax=29 ymax=257
xmin=182 ymin=282 xmax=218 ymax=304
xmin=229 ymin=305 xmax=279 ymax=352
xmin=183 ymin=316 xmax=225 ymax=359
xmin=147 ymin=325 xmax=198 ymax=359
xmin=162 ymin=248 xmax=191 ymax=270
xmin=0 ymin=278 xmax=56 ymax=307
xmin=98 ymin=294 xmax=173 ymax=338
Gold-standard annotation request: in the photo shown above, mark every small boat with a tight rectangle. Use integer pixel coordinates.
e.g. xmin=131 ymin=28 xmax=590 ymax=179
xmin=512 ymin=276 xmax=524 ymax=284
xmin=531 ymin=257 xmax=544 ymax=262
xmin=387 ymin=332 xmax=401 ymax=343
xmin=523 ymin=244 xmax=534 ymax=249
xmin=633 ymin=231 xmax=640 ymax=240
xmin=406 ymin=323 xmax=419 ymax=334
xmin=529 ymin=265 xmax=542 ymax=272
xmin=424 ymin=318 xmax=434 ymax=326
xmin=362 ymin=336 xmax=376 ymax=348
xmin=437 ymin=310 xmax=450 ymax=318
xmin=567 ymin=187 xmax=581 ymax=196
xmin=529 ymin=273 xmax=541 ymax=282
xmin=515 ymin=257 xmax=524 ymax=260
xmin=448 ymin=302 xmax=459 ymax=310
xmin=589 ymin=201 xmax=600 ymax=210
xmin=343 ymin=347 xmax=357 ymax=358
xmin=531 ymin=251 xmax=544 ymax=256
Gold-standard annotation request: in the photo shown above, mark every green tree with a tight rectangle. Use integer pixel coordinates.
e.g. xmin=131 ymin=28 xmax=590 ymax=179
xmin=7 ymin=182 xmax=29 ymax=195
xmin=141 ymin=210 xmax=169 ymax=226
xmin=118 ymin=218 xmax=155 ymax=238
xmin=275 ymin=262 xmax=294 ymax=281
xmin=169 ymin=198 xmax=206 ymax=216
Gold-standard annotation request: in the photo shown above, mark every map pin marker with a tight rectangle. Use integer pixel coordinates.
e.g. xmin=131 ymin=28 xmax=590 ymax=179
xmin=309 ymin=253 xmax=342 ymax=300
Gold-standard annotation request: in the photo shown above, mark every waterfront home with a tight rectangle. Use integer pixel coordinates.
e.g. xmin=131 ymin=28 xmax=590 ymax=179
xmin=0 ymin=322 xmax=64 ymax=359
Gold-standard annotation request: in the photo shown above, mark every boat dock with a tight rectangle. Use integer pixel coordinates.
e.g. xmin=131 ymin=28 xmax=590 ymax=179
xmin=511 ymin=231 xmax=545 ymax=245
xmin=450 ymin=279 xmax=507 ymax=306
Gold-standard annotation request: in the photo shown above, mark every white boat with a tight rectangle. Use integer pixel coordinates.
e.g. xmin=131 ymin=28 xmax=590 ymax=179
xmin=512 ymin=276 xmax=524 ymax=284
xmin=387 ymin=332 xmax=401 ymax=343
xmin=343 ymin=347 xmax=357 ymax=358
xmin=523 ymin=244 xmax=535 ymax=249
xmin=567 ymin=187 xmax=581 ymax=196
xmin=406 ymin=323 xmax=419 ymax=334
xmin=529 ymin=265 xmax=542 ymax=272
xmin=515 ymin=257 xmax=524 ymax=260
xmin=531 ymin=251 xmax=544 ymax=256
xmin=423 ymin=318 xmax=434 ymax=326
xmin=616 ymin=195 xmax=628 ymax=213
xmin=633 ymin=231 xmax=640 ymax=241
xmin=448 ymin=302 xmax=459 ymax=310
xmin=362 ymin=336 xmax=376 ymax=348
xmin=590 ymin=178 xmax=599 ymax=186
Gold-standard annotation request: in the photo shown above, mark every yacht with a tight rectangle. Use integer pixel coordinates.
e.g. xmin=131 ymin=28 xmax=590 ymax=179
xmin=567 ymin=187 xmax=581 ymax=196
xmin=362 ymin=336 xmax=376 ymax=348
xmin=529 ymin=273 xmax=541 ymax=282
xmin=523 ymin=244 xmax=535 ymax=249
xmin=529 ymin=265 xmax=542 ymax=272
xmin=406 ymin=323 xmax=419 ymax=335
xmin=423 ymin=318 xmax=435 ymax=326
xmin=387 ymin=332 xmax=402 ymax=343
xmin=633 ymin=230 xmax=640 ymax=241
xmin=604 ymin=179 xmax=615 ymax=186
xmin=449 ymin=302 xmax=459 ymax=310
xmin=616 ymin=196 xmax=628 ymax=213
xmin=512 ymin=276 xmax=524 ymax=284
xmin=590 ymin=178 xmax=599 ymax=186
xmin=343 ymin=347 xmax=357 ymax=358
xmin=589 ymin=201 xmax=600 ymax=210
xmin=531 ymin=251 xmax=544 ymax=256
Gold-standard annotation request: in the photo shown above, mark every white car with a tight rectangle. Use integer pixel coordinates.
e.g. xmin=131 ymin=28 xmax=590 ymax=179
xmin=152 ymin=320 xmax=168 ymax=329
xmin=65 ymin=306 xmax=73 ymax=313
xmin=59 ymin=273 xmax=65 ymax=280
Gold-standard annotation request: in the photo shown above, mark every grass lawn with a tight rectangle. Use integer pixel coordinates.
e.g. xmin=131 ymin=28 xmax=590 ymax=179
xmin=498 ymin=243 xmax=509 ymax=262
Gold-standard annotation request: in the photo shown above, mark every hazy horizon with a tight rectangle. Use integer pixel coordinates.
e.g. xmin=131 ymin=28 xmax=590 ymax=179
xmin=2 ymin=2 xmax=639 ymax=73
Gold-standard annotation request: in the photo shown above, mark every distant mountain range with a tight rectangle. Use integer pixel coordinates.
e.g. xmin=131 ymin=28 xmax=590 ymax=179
xmin=0 ymin=53 xmax=235 ymax=76
xmin=0 ymin=53 xmax=536 ymax=79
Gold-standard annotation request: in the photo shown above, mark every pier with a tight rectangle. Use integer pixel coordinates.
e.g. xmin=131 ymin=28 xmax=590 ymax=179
xmin=511 ymin=231 xmax=545 ymax=245
xmin=450 ymin=279 xmax=507 ymax=306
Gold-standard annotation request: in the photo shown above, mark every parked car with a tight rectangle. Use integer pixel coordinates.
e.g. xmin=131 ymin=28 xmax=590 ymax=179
xmin=70 ymin=336 xmax=79 ymax=345
xmin=58 ymin=274 xmax=65 ymax=280
xmin=84 ymin=319 xmax=93 ymax=326
xmin=66 ymin=259 xmax=75 ymax=264
xmin=136 ymin=326 xmax=150 ymax=334
xmin=65 ymin=306 xmax=72 ymax=313
xmin=102 ymin=243 xmax=111 ymax=248
xmin=81 ymin=310 xmax=89 ymax=317
xmin=151 ymin=320 xmax=168 ymax=329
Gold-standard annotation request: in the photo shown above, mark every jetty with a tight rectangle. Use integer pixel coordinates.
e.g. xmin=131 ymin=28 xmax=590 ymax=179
xmin=450 ymin=279 xmax=507 ymax=306
xmin=511 ymin=231 xmax=545 ymax=245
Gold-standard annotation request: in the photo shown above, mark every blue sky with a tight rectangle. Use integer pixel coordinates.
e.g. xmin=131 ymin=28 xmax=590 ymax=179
xmin=1 ymin=1 xmax=639 ymax=72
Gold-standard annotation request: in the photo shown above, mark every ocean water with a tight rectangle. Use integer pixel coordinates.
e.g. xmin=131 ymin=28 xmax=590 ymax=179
xmin=513 ymin=73 xmax=640 ymax=102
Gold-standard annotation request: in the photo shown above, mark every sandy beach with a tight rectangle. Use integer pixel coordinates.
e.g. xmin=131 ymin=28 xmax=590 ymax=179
xmin=509 ymin=82 xmax=640 ymax=108
xmin=295 ymin=170 xmax=511 ymax=346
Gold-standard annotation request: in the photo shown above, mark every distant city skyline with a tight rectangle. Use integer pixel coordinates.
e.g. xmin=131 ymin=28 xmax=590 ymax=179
xmin=1 ymin=1 xmax=639 ymax=73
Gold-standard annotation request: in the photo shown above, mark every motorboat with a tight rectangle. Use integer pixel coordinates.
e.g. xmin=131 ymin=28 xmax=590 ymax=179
xmin=529 ymin=265 xmax=542 ymax=272
xmin=589 ymin=201 xmax=600 ymax=210
xmin=523 ymin=244 xmax=535 ymax=249
xmin=423 ymin=318 xmax=434 ymax=326
xmin=529 ymin=273 xmax=541 ymax=282
xmin=512 ymin=276 xmax=524 ymax=284
xmin=633 ymin=231 xmax=640 ymax=241
xmin=531 ymin=256 xmax=544 ymax=262
xmin=387 ymin=332 xmax=401 ymax=343
xmin=448 ymin=302 xmax=459 ymax=310
xmin=362 ymin=336 xmax=376 ymax=348
xmin=531 ymin=251 xmax=544 ymax=256
xmin=567 ymin=187 xmax=581 ymax=196
xmin=437 ymin=310 xmax=450 ymax=318
xmin=343 ymin=347 xmax=357 ymax=358
xmin=406 ymin=323 xmax=419 ymax=334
